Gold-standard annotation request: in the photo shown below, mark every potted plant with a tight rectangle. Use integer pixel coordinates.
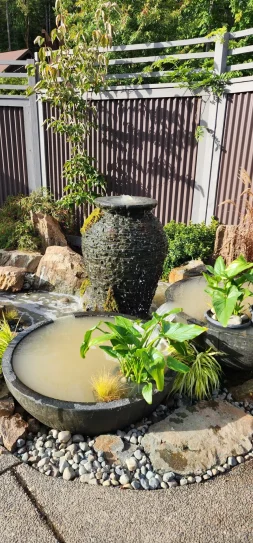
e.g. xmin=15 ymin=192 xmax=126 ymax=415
xmin=203 ymin=255 xmax=253 ymax=328
xmin=80 ymin=311 xmax=207 ymax=404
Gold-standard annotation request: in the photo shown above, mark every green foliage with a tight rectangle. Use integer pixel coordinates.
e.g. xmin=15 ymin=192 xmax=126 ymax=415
xmin=91 ymin=371 xmax=127 ymax=402
xmin=171 ymin=342 xmax=222 ymax=400
xmin=204 ymin=255 xmax=253 ymax=327
xmin=79 ymin=278 xmax=91 ymax=296
xmin=0 ymin=189 xmax=71 ymax=251
xmin=80 ymin=311 xmax=207 ymax=404
xmin=32 ymin=1 xmax=121 ymax=214
xmin=162 ymin=217 xmax=219 ymax=280
xmin=80 ymin=208 xmax=103 ymax=235
xmin=0 ymin=318 xmax=15 ymax=375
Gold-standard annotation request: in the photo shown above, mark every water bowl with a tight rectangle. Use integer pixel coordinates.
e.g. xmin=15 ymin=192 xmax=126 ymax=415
xmin=2 ymin=313 xmax=174 ymax=434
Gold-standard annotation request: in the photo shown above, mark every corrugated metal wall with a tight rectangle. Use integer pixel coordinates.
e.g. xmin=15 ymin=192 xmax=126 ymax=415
xmin=44 ymin=97 xmax=201 ymax=227
xmin=0 ymin=106 xmax=28 ymax=205
xmin=215 ymin=92 xmax=253 ymax=224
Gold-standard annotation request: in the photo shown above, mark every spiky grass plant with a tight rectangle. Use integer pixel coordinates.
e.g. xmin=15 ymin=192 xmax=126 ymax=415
xmin=171 ymin=343 xmax=222 ymax=400
xmin=4 ymin=308 xmax=19 ymax=322
xmin=91 ymin=371 xmax=128 ymax=403
xmin=0 ymin=318 xmax=15 ymax=375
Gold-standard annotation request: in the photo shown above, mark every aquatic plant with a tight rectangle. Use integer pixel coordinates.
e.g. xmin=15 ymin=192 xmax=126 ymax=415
xmin=4 ymin=308 xmax=19 ymax=322
xmin=80 ymin=312 xmax=207 ymax=404
xmin=204 ymin=255 xmax=253 ymax=327
xmin=91 ymin=371 xmax=127 ymax=402
xmin=171 ymin=343 xmax=222 ymax=400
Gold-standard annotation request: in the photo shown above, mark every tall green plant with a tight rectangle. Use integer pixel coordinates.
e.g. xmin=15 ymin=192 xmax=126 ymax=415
xmin=29 ymin=0 xmax=120 ymax=217
xmin=204 ymin=255 xmax=253 ymax=327
xmin=80 ymin=311 xmax=207 ymax=404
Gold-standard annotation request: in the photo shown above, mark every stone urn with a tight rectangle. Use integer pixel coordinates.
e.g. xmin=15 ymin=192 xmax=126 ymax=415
xmin=82 ymin=196 xmax=167 ymax=316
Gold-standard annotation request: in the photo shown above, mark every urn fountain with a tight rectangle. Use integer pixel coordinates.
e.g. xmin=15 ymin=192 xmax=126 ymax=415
xmin=81 ymin=195 xmax=167 ymax=316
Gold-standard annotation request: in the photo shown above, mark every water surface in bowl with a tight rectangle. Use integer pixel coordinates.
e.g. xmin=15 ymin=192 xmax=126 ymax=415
xmin=13 ymin=316 xmax=119 ymax=403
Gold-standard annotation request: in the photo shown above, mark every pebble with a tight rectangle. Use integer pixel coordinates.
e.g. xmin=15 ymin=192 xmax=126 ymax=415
xmin=21 ymin=453 xmax=29 ymax=462
xmin=187 ymin=476 xmax=195 ymax=484
xmin=134 ymin=449 xmax=143 ymax=461
xmin=236 ymin=456 xmax=245 ymax=464
xmin=79 ymin=442 xmax=89 ymax=452
xmin=149 ymin=477 xmax=160 ymax=490
xmin=211 ymin=469 xmax=219 ymax=476
xmin=130 ymin=435 xmax=137 ymax=444
xmin=126 ymin=457 xmax=138 ymax=472
xmin=63 ymin=467 xmax=75 ymax=481
xmin=180 ymin=478 xmax=188 ymax=486
xmin=54 ymin=450 xmax=65 ymax=458
xmin=131 ymin=480 xmax=141 ymax=490
xmin=58 ymin=431 xmax=71 ymax=444
xmin=45 ymin=440 xmax=53 ymax=448
xmin=119 ymin=474 xmax=130 ymax=485
xmin=161 ymin=482 xmax=168 ymax=489
xmin=146 ymin=471 xmax=155 ymax=480
xmin=37 ymin=457 xmax=50 ymax=468
xmin=140 ymin=478 xmax=149 ymax=490
xmin=66 ymin=444 xmax=78 ymax=454
xmin=17 ymin=438 xmax=26 ymax=448
xmin=195 ymin=476 xmax=202 ymax=483
xmin=163 ymin=472 xmax=175 ymax=483
xmin=168 ymin=480 xmax=178 ymax=488
xmin=203 ymin=474 xmax=210 ymax=480
xmin=102 ymin=480 xmax=111 ymax=487
xmin=227 ymin=456 xmax=237 ymax=467
xmin=72 ymin=434 xmax=84 ymax=443
xmin=223 ymin=463 xmax=231 ymax=470
xmin=59 ymin=460 xmax=69 ymax=474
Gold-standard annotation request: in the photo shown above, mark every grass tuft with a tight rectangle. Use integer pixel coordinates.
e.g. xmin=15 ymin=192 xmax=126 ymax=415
xmin=91 ymin=371 xmax=127 ymax=403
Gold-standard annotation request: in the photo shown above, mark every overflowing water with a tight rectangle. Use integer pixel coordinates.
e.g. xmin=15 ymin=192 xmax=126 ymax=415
xmin=13 ymin=316 xmax=119 ymax=403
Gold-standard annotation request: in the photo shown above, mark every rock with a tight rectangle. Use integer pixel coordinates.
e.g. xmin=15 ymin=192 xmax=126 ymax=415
xmin=58 ymin=431 xmax=71 ymax=443
xmin=0 ymin=266 xmax=26 ymax=292
xmin=94 ymin=435 xmax=124 ymax=465
xmin=227 ymin=315 xmax=242 ymax=326
xmin=0 ymin=413 xmax=28 ymax=452
xmin=0 ymin=397 xmax=15 ymax=417
xmin=125 ymin=457 xmax=138 ymax=472
xmin=180 ymin=478 xmax=188 ymax=486
xmin=163 ymin=472 xmax=175 ymax=483
xmin=63 ymin=466 xmax=75 ymax=481
xmin=227 ymin=456 xmax=237 ymax=467
xmin=0 ymin=250 xmax=42 ymax=273
xmin=152 ymin=281 xmax=169 ymax=310
xmin=168 ymin=260 xmax=206 ymax=284
xmin=229 ymin=380 xmax=253 ymax=403
xmin=134 ymin=449 xmax=143 ymax=461
xmin=79 ymin=442 xmax=89 ymax=452
xmin=236 ymin=456 xmax=245 ymax=464
xmin=149 ymin=477 xmax=160 ymax=490
xmin=27 ymin=418 xmax=41 ymax=434
xmin=168 ymin=480 xmax=178 ymax=488
xmin=72 ymin=434 xmax=85 ymax=443
xmin=119 ymin=474 xmax=130 ymax=485
xmin=140 ymin=478 xmax=149 ymax=490
xmin=16 ymin=438 xmax=26 ymax=448
xmin=34 ymin=246 xmax=87 ymax=294
xmin=142 ymin=400 xmax=253 ymax=476
xmin=131 ymin=480 xmax=141 ymax=490
xmin=31 ymin=212 xmax=67 ymax=252
xmin=37 ymin=457 xmax=50 ymax=468
xmin=187 ymin=476 xmax=195 ymax=484
xmin=195 ymin=476 xmax=202 ymax=483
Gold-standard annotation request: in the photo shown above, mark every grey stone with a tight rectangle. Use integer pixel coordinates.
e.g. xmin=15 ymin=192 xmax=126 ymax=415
xmin=180 ymin=478 xmax=188 ymax=486
xmin=72 ymin=434 xmax=85 ymax=443
xmin=53 ymin=450 xmax=65 ymax=458
xmin=63 ymin=467 xmax=75 ymax=481
xmin=21 ymin=452 xmax=29 ymax=462
xmin=58 ymin=431 xmax=71 ymax=443
xmin=37 ymin=457 xmax=50 ymax=468
xmin=17 ymin=438 xmax=26 ymax=448
xmin=195 ymin=476 xmax=202 ymax=483
xmin=134 ymin=449 xmax=143 ymax=461
xmin=119 ymin=474 xmax=130 ymax=485
xmin=79 ymin=442 xmax=89 ymax=452
xmin=66 ymin=444 xmax=78 ymax=454
xmin=142 ymin=400 xmax=253 ymax=476
xmin=146 ymin=471 xmax=155 ymax=480
xmin=59 ymin=460 xmax=69 ymax=474
xmin=140 ymin=478 xmax=149 ymax=490
xmin=131 ymin=480 xmax=141 ymax=490
xmin=236 ymin=456 xmax=245 ymax=464
xmin=228 ymin=457 xmax=237 ymax=467
xmin=187 ymin=476 xmax=195 ymax=484
xmin=44 ymin=440 xmax=53 ymax=448
xmin=163 ymin=472 xmax=175 ymax=483
xmin=149 ymin=477 xmax=160 ymax=490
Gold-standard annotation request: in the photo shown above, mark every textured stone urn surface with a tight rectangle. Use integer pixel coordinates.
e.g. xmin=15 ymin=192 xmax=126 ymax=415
xmin=82 ymin=196 xmax=167 ymax=316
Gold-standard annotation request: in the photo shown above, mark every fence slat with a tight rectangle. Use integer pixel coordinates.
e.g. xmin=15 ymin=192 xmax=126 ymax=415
xmin=227 ymin=61 xmax=253 ymax=72
xmin=108 ymin=52 xmax=214 ymax=66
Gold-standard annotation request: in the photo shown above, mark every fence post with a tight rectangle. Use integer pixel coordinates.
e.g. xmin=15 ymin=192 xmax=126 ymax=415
xmin=191 ymin=33 xmax=229 ymax=224
xmin=22 ymin=72 xmax=43 ymax=193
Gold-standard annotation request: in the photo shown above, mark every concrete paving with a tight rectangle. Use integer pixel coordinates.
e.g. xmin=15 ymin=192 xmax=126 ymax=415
xmin=0 ymin=449 xmax=252 ymax=543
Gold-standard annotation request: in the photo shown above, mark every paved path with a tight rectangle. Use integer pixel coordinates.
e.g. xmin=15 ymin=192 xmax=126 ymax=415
xmin=0 ymin=447 xmax=252 ymax=543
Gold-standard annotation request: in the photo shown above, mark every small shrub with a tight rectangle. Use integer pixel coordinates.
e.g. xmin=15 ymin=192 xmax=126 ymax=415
xmin=79 ymin=278 xmax=91 ymax=297
xmin=4 ymin=308 xmax=19 ymax=322
xmin=162 ymin=218 xmax=219 ymax=280
xmin=171 ymin=343 xmax=222 ymax=400
xmin=91 ymin=371 xmax=127 ymax=402
xmin=80 ymin=208 xmax=103 ymax=235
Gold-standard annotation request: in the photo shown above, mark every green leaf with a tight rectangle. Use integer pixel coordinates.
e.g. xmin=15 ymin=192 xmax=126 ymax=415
xmin=142 ymin=383 xmax=153 ymax=404
xmin=213 ymin=286 xmax=241 ymax=327
xmin=99 ymin=346 xmax=119 ymax=359
xmin=164 ymin=322 xmax=207 ymax=342
xmin=225 ymin=255 xmax=253 ymax=278
xmin=214 ymin=256 xmax=226 ymax=275
xmin=167 ymin=355 xmax=190 ymax=373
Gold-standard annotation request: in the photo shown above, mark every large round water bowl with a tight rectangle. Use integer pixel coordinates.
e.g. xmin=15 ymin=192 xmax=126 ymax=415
xmin=165 ymin=276 xmax=253 ymax=371
xmin=2 ymin=314 xmax=174 ymax=434
xmin=82 ymin=196 xmax=167 ymax=316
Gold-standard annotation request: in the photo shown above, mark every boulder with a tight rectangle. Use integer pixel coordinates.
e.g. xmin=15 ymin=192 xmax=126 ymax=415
xmin=94 ymin=434 xmax=137 ymax=466
xmin=0 ymin=413 xmax=28 ymax=452
xmin=142 ymin=400 xmax=253 ymax=476
xmin=0 ymin=250 xmax=42 ymax=273
xmin=169 ymin=260 xmax=206 ymax=284
xmin=34 ymin=246 xmax=87 ymax=294
xmin=31 ymin=212 xmax=67 ymax=253
xmin=0 ymin=266 xmax=26 ymax=292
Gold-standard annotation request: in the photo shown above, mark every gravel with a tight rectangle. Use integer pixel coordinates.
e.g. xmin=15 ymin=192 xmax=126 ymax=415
xmin=12 ymin=388 xmax=253 ymax=492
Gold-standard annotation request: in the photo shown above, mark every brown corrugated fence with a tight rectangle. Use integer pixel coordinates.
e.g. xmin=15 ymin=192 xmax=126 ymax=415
xmin=0 ymin=106 xmax=28 ymax=206
xmin=44 ymin=96 xmax=201 ymax=227
xmin=215 ymin=92 xmax=253 ymax=224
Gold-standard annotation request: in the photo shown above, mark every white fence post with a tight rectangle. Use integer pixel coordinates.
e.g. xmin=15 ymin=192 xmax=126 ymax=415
xmin=23 ymin=73 xmax=43 ymax=193
xmin=191 ymin=33 xmax=229 ymax=224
